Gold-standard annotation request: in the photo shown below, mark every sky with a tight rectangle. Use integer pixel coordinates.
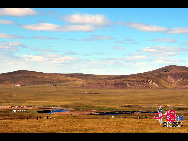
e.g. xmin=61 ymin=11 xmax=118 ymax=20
xmin=0 ymin=8 xmax=188 ymax=75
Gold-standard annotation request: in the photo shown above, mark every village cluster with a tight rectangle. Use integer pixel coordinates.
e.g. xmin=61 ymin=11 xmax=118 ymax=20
xmin=12 ymin=109 xmax=26 ymax=112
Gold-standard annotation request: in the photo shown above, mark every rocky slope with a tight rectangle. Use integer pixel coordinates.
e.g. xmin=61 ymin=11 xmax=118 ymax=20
xmin=71 ymin=65 xmax=188 ymax=89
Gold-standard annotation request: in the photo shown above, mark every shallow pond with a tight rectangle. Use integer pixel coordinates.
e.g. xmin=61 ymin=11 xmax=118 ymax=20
xmin=37 ymin=109 xmax=68 ymax=113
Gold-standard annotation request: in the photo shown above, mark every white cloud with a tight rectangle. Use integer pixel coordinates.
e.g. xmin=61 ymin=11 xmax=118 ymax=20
xmin=139 ymin=46 xmax=188 ymax=66
xmin=125 ymin=21 xmax=169 ymax=32
xmin=21 ymin=54 xmax=80 ymax=64
xmin=0 ymin=54 xmax=23 ymax=73
xmin=57 ymin=24 xmax=95 ymax=32
xmin=0 ymin=41 xmax=24 ymax=52
xmin=21 ymin=55 xmax=46 ymax=62
xmin=0 ymin=8 xmax=36 ymax=16
xmin=30 ymin=47 xmax=55 ymax=52
xmin=0 ymin=19 xmax=15 ymax=24
xmin=124 ymin=21 xmax=188 ymax=34
xmin=21 ymin=23 xmax=95 ymax=32
xmin=32 ymin=36 xmax=60 ymax=39
xmin=141 ymin=46 xmax=188 ymax=53
xmin=165 ymin=27 xmax=188 ymax=34
xmin=21 ymin=23 xmax=58 ymax=31
xmin=153 ymin=57 xmax=183 ymax=64
xmin=1 ymin=50 xmax=187 ymax=75
xmin=21 ymin=13 xmax=112 ymax=32
xmin=124 ymin=53 xmax=148 ymax=61
xmin=151 ymin=38 xmax=177 ymax=43
xmin=63 ymin=13 xmax=112 ymax=26
xmin=82 ymin=35 xmax=115 ymax=41
xmin=114 ymin=46 xmax=125 ymax=50
xmin=48 ymin=56 xmax=80 ymax=64
xmin=0 ymin=32 xmax=23 ymax=39
xmin=40 ymin=54 xmax=62 ymax=58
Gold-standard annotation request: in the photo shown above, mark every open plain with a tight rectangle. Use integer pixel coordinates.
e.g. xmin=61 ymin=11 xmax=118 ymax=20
xmin=0 ymin=85 xmax=187 ymax=133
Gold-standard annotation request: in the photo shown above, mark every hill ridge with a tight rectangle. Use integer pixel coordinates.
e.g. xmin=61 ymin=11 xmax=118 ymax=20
xmin=0 ymin=65 xmax=188 ymax=88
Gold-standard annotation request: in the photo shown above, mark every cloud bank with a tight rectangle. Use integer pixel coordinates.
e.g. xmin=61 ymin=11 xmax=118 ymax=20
xmin=0 ymin=8 xmax=36 ymax=17
xmin=21 ymin=13 xmax=112 ymax=32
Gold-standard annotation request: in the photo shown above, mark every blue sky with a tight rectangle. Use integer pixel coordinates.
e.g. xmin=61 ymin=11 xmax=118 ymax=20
xmin=0 ymin=8 xmax=188 ymax=74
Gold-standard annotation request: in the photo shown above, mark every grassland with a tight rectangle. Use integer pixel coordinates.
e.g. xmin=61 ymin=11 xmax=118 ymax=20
xmin=0 ymin=85 xmax=188 ymax=133
xmin=1 ymin=116 xmax=187 ymax=133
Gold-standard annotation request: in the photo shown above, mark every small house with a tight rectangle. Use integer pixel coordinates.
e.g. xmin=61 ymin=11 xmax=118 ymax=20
xmin=14 ymin=84 xmax=21 ymax=86
xmin=12 ymin=110 xmax=17 ymax=112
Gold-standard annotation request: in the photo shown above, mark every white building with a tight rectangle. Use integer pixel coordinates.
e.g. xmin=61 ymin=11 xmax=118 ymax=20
xmin=14 ymin=84 xmax=21 ymax=86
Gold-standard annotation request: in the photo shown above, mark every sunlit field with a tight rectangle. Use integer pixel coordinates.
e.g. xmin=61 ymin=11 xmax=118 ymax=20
xmin=0 ymin=85 xmax=187 ymax=133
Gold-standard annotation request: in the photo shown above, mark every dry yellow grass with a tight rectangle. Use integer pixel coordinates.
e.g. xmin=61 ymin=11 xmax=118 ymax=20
xmin=1 ymin=86 xmax=188 ymax=109
xmin=0 ymin=85 xmax=187 ymax=133
xmin=0 ymin=116 xmax=187 ymax=133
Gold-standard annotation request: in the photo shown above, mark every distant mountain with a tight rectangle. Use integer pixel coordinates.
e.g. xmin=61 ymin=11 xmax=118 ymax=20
xmin=66 ymin=65 xmax=188 ymax=89
xmin=0 ymin=70 xmax=82 ymax=85
xmin=0 ymin=65 xmax=188 ymax=88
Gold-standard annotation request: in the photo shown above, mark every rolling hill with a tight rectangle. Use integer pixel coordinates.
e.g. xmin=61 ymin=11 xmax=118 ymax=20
xmin=0 ymin=70 xmax=82 ymax=85
xmin=0 ymin=65 xmax=188 ymax=88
